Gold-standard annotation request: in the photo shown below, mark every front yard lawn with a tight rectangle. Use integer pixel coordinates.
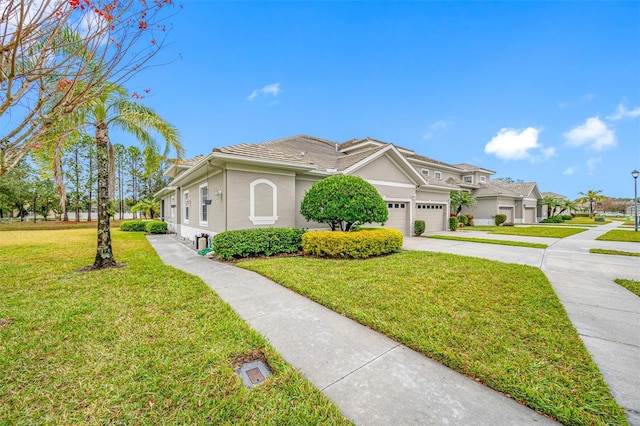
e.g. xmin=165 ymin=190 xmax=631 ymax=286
xmin=614 ymin=279 xmax=640 ymax=298
xmin=240 ymin=252 xmax=625 ymax=425
xmin=596 ymin=230 xmax=640 ymax=242
xmin=427 ymin=234 xmax=548 ymax=249
xmin=461 ymin=226 xmax=586 ymax=238
xmin=0 ymin=229 xmax=348 ymax=425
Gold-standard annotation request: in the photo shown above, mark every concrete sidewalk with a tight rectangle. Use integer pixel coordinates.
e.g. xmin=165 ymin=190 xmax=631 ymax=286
xmin=405 ymin=222 xmax=640 ymax=425
xmin=148 ymin=235 xmax=556 ymax=425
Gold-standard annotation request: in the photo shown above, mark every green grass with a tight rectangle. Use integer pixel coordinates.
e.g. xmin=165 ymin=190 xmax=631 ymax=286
xmin=0 ymin=229 xmax=349 ymax=425
xmin=590 ymin=248 xmax=640 ymax=257
xmin=427 ymin=234 xmax=548 ymax=249
xmin=0 ymin=219 xmax=126 ymax=231
xmin=596 ymin=230 xmax=640 ymax=242
xmin=240 ymin=253 xmax=625 ymax=425
xmin=566 ymin=217 xmax=611 ymax=225
xmin=462 ymin=226 xmax=586 ymax=238
xmin=614 ymin=279 xmax=640 ymax=298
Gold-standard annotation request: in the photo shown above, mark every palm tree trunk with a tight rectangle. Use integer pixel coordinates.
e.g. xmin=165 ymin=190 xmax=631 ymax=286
xmin=93 ymin=121 xmax=117 ymax=269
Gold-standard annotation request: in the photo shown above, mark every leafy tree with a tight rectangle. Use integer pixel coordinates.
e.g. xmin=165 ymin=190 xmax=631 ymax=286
xmin=82 ymin=84 xmax=182 ymax=269
xmin=538 ymin=196 xmax=562 ymax=218
xmin=0 ymin=0 xmax=178 ymax=175
xmin=0 ymin=160 xmax=33 ymax=219
xmin=131 ymin=199 xmax=160 ymax=219
xmin=450 ymin=191 xmax=477 ymax=216
xmin=300 ymin=175 xmax=388 ymax=231
xmin=32 ymin=178 xmax=59 ymax=221
xmin=558 ymin=199 xmax=577 ymax=216
xmin=576 ymin=190 xmax=606 ymax=218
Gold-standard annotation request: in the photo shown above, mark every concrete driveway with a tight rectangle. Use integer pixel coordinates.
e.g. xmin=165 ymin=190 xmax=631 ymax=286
xmin=404 ymin=222 xmax=640 ymax=425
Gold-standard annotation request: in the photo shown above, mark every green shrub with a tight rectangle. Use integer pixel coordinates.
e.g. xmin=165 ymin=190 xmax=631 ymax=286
xmin=561 ymin=215 xmax=572 ymax=221
xmin=413 ymin=220 xmax=425 ymax=236
xmin=146 ymin=221 xmax=168 ymax=234
xmin=541 ymin=216 xmax=564 ymax=223
xmin=119 ymin=220 xmax=147 ymax=232
xmin=213 ymin=228 xmax=305 ymax=260
xmin=494 ymin=214 xmax=507 ymax=226
xmin=302 ymin=228 xmax=403 ymax=259
xmin=300 ymin=175 xmax=388 ymax=231
xmin=449 ymin=216 xmax=459 ymax=231
xmin=459 ymin=215 xmax=469 ymax=226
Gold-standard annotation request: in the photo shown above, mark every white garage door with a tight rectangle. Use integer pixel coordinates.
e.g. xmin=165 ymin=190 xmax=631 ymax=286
xmin=524 ymin=208 xmax=535 ymax=223
xmin=386 ymin=202 xmax=408 ymax=235
xmin=415 ymin=203 xmax=446 ymax=232
xmin=499 ymin=207 xmax=514 ymax=223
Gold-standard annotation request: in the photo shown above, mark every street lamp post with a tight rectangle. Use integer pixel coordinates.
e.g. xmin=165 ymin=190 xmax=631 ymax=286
xmin=633 ymin=169 xmax=639 ymax=232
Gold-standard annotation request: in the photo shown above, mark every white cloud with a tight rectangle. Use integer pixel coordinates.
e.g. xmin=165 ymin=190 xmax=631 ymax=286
xmin=563 ymin=167 xmax=575 ymax=176
xmin=606 ymin=104 xmax=640 ymax=121
xmin=422 ymin=120 xmax=448 ymax=140
xmin=247 ymin=83 xmax=281 ymax=101
xmin=484 ymin=127 xmax=542 ymax=161
xmin=586 ymin=157 xmax=601 ymax=174
xmin=564 ymin=117 xmax=616 ymax=151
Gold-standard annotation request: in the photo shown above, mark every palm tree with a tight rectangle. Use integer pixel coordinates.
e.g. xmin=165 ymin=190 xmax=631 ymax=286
xmin=558 ymin=199 xmax=577 ymax=216
xmin=84 ymin=84 xmax=183 ymax=269
xmin=538 ymin=196 xmax=561 ymax=218
xmin=576 ymin=190 xmax=605 ymax=218
xmin=450 ymin=190 xmax=477 ymax=216
xmin=131 ymin=199 xmax=160 ymax=219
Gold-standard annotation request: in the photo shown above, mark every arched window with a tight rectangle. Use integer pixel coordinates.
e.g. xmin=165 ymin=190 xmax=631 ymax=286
xmin=249 ymin=179 xmax=278 ymax=225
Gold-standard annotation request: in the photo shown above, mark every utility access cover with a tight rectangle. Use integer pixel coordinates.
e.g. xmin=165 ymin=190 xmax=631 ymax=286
xmin=235 ymin=360 xmax=271 ymax=389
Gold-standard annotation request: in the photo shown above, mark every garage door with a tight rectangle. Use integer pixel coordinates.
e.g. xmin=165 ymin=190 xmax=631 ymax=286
xmin=524 ymin=208 xmax=535 ymax=223
xmin=498 ymin=207 xmax=514 ymax=223
xmin=415 ymin=203 xmax=446 ymax=232
xmin=386 ymin=202 xmax=408 ymax=235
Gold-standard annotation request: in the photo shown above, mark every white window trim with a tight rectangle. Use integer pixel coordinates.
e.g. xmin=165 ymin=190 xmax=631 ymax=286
xmin=463 ymin=175 xmax=473 ymax=184
xmin=183 ymin=190 xmax=190 ymax=224
xmin=421 ymin=168 xmax=429 ymax=176
xmin=249 ymin=179 xmax=278 ymax=225
xmin=199 ymin=183 xmax=208 ymax=226
xmin=434 ymin=171 xmax=442 ymax=179
xmin=480 ymin=176 xmax=486 ymax=183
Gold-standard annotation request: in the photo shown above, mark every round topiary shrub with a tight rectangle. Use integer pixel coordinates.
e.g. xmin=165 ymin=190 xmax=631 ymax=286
xmin=413 ymin=220 xmax=425 ymax=236
xmin=300 ymin=175 xmax=388 ymax=232
xmin=449 ymin=216 xmax=459 ymax=231
xmin=494 ymin=214 xmax=507 ymax=226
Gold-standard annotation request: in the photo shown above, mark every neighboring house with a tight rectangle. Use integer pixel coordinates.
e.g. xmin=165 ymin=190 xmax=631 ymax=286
xmin=155 ymin=135 xmax=544 ymax=240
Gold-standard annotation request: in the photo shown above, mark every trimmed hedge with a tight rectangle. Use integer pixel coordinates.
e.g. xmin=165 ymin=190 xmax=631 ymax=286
xmin=146 ymin=221 xmax=168 ymax=234
xmin=414 ymin=220 xmax=425 ymax=236
xmin=119 ymin=220 xmax=147 ymax=232
xmin=541 ymin=216 xmax=564 ymax=223
xmin=449 ymin=216 xmax=459 ymax=231
xmin=302 ymin=228 xmax=403 ymax=259
xmin=494 ymin=214 xmax=507 ymax=226
xmin=212 ymin=228 xmax=306 ymax=260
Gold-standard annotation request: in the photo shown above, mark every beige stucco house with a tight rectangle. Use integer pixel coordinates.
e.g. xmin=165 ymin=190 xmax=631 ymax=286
xmin=155 ymin=135 xmax=544 ymax=240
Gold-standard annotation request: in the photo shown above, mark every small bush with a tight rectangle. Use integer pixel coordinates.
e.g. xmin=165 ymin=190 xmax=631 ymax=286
xmin=541 ymin=216 xmax=564 ymax=223
xmin=213 ymin=228 xmax=305 ymax=260
xmin=119 ymin=220 xmax=147 ymax=232
xmin=467 ymin=214 xmax=474 ymax=220
xmin=302 ymin=228 xmax=403 ymax=259
xmin=449 ymin=216 xmax=459 ymax=231
xmin=459 ymin=215 xmax=469 ymax=226
xmin=494 ymin=214 xmax=507 ymax=226
xmin=561 ymin=215 xmax=572 ymax=221
xmin=146 ymin=221 xmax=168 ymax=234
xmin=414 ymin=220 xmax=425 ymax=236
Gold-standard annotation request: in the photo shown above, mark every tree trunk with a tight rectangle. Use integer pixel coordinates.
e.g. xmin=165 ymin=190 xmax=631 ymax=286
xmin=92 ymin=122 xmax=117 ymax=269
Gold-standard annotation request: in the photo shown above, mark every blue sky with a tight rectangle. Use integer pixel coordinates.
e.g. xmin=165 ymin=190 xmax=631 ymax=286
xmin=125 ymin=1 xmax=640 ymax=199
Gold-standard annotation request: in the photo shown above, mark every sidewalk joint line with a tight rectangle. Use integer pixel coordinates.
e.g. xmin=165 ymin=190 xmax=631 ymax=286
xmin=579 ymin=333 xmax=639 ymax=349
xmin=320 ymin=343 xmax=402 ymax=392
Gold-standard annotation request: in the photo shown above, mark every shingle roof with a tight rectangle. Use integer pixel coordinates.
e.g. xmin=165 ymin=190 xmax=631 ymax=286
xmin=541 ymin=191 xmax=566 ymax=199
xmin=491 ymin=180 xmax=538 ymax=197
xmin=473 ymin=182 xmax=522 ymax=197
xmin=454 ymin=163 xmax=497 ymax=173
